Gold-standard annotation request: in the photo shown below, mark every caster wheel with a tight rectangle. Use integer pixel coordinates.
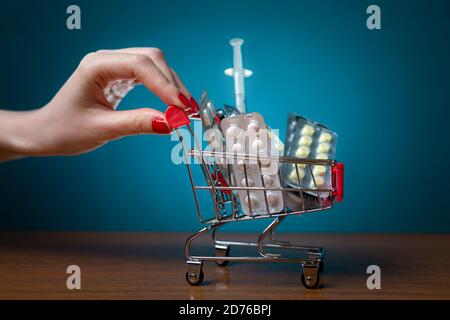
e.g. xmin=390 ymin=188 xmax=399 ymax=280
xmin=301 ymin=273 xmax=322 ymax=289
xmin=215 ymin=247 xmax=230 ymax=267
xmin=186 ymin=270 xmax=204 ymax=286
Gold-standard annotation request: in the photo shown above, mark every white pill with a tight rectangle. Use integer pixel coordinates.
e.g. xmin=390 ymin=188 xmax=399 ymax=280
xmin=289 ymin=168 xmax=305 ymax=182
xmin=260 ymin=158 xmax=272 ymax=167
xmin=205 ymin=131 xmax=222 ymax=148
xmin=237 ymin=160 xmax=247 ymax=171
xmin=313 ymin=165 xmax=327 ymax=176
xmin=273 ymin=142 xmax=284 ymax=153
xmin=311 ymin=176 xmax=325 ymax=187
xmin=298 ymin=135 xmax=313 ymax=146
xmin=301 ymin=124 xmax=315 ymax=136
xmin=232 ymin=143 xmax=244 ymax=154
xmin=252 ymin=139 xmax=266 ymax=151
xmin=241 ymin=176 xmax=255 ymax=187
xmin=266 ymin=192 xmax=279 ymax=206
xmin=295 ymin=146 xmax=310 ymax=158
xmin=316 ymin=153 xmax=329 ymax=160
xmin=245 ymin=194 xmax=258 ymax=208
xmin=247 ymin=120 xmax=261 ymax=134
xmin=226 ymin=124 xmax=241 ymax=137
xmin=319 ymin=132 xmax=333 ymax=143
xmin=316 ymin=143 xmax=331 ymax=153
xmin=262 ymin=175 xmax=274 ymax=186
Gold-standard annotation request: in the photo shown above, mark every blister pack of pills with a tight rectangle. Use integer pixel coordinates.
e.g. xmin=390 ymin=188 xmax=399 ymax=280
xmin=283 ymin=113 xmax=337 ymax=199
xmin=200 ymin=93 xmax=222 ymax=145
xmin=220 ymin=104 xmax=285 ymax=156
xmin=104 ymin=79 xmax=136 ymax=109
xmin=221 ymin=113 xmax=285 ymax=215
xmin=199 ymin=92 xmax=231 ymax=184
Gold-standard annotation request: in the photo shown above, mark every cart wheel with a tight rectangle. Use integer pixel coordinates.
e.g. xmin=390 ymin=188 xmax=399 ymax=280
xmin=185 ymin=270 xmax=204 ymax=286
xmin=186 ymin=260 xmax=204 ymax=286
xmin=215 ymin=246 xmax=230 ymax=267
xmin=301 ymin=273 xmax=322 ymax=289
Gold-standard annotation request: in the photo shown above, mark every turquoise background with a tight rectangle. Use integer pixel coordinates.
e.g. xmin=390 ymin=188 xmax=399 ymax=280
xmin=0 ymin=0 xmax=449 ymax=232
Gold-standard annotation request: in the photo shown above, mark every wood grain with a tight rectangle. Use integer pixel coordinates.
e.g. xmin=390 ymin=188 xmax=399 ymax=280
xmin=0 ymin=232 xmax=449 ymax=300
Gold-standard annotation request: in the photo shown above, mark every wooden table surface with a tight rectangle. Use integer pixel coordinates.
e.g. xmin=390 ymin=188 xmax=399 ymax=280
xmin=0 ymin=232 xmax=449 ymax=300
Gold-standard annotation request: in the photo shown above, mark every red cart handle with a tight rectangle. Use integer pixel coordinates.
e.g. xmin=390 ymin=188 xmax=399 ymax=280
xmin=332 ymin=162 xmax=344 ymax=202
xmin=165 ymin=105 xmax=191 ymax=129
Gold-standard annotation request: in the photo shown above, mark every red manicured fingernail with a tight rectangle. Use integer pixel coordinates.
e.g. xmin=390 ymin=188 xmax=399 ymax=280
xmin=178 ymin=92 xmax=191 ymax=109
xmin=190 ymin=97 xmax=199 ymax=113
xmin=152 ymin=117 xmax=172 ymax=134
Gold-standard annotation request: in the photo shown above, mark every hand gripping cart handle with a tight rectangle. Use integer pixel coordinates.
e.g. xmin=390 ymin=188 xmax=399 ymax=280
xmin=165 ymin=106 xmax=344 ymax=289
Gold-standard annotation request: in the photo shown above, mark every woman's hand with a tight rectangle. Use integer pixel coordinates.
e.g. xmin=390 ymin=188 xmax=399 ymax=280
xmin=0 ymin=48 xmax=199 ymax=161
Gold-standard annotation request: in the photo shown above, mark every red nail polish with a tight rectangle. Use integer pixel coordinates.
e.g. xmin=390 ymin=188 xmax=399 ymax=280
xmin=152 ymin=117 xmax=172 ymax=134
xmin=178 ymin=92 xmax=191 ymax=109
xmin=165 ymin=105 xmax=191 ymax=128
xmin=190 ymin=97 xmax=199 ymax=113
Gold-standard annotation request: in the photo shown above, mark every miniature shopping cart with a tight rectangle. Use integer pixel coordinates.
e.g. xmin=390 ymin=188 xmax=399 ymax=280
xmin=165 ymin=106 xmax=344 ymax=289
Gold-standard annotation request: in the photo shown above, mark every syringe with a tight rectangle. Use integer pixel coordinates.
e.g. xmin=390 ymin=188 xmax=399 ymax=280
xmin=224 ymin=38 xmax=253 ymax=113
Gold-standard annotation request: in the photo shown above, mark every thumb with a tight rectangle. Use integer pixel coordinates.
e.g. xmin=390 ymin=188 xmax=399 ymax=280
xmin=103 ymin=108 xmax=172 ymax=139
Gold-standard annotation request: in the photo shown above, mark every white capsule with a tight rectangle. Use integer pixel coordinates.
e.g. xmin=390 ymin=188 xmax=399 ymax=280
xmin=245 ymin=194 xmax=258 ymax=208
xmin=301 ymin=124 xmax=315 ymax=136
xmin=262 ymin=175 xmax=274 ymax=186
xmin=226 ymin=124 xmax=241 ymax=138
xmin=311 ymin=176 xmax=325 ymax=187
xmin=298 ymin=135 xmax=313 ymax=146
xmin=241 ymin=176 xmax=255 ymax=187
xmin=295 ymin=146 xmax=310 ymax=158
xmin=232 ymin=143 xmax=244 ymax=154
xmin=316 ymin=143 xmax=331 ymax=153
xmin=266 ymin=192 xmax=279 ymax=206
xmin=247 ymin=120 xmax=261 ymax=134
xmin=313 ymin=165 xmax=327 ymax=176
xmin=316 ymin=153 xmax=329 ymax=160
xmin=319 ymin=132 xmax=333 ymax=143
xmin=289 ymin=168 xmax=305 ymax=182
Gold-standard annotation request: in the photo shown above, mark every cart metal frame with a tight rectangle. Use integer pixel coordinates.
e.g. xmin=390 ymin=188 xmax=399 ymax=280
xmin=175 ymin=122 xmax=343 ymax=289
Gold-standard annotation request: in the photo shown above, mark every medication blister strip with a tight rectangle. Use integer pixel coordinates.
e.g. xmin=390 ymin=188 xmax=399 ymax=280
xmin=283 ymin=113 xmax=337 ymax=199
xmin=221 ymin=113 xmax=284 ymax=216
xmin=199 ymin=92 xmax=230 ymax=177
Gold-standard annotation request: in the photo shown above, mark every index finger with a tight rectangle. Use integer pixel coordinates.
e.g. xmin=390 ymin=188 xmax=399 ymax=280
xmin=79 ymin=52 xmax=190 ymax=110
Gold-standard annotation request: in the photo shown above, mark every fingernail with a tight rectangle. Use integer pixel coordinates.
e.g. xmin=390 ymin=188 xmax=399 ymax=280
xmin=178 ymin=92 xmax=191 ymax=109
xmin=152 ymin=117 xmax=172 ymax=134
xmin=190 ymin=97 xmax=200 ymax=113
